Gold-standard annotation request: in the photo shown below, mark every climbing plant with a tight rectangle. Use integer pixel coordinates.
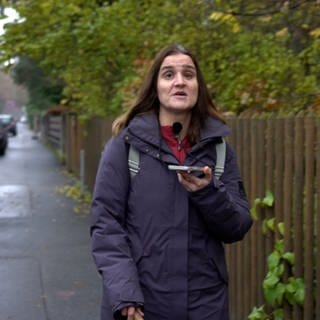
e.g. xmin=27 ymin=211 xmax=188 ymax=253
xmin=248 ymin=192 xmax=305 ymax=320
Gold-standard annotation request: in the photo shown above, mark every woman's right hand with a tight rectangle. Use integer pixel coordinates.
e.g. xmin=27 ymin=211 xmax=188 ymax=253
xmin=177 ymin=165 xmax=212 ymax=192
xmin=121 ymin=306 xmax=144 ymax=320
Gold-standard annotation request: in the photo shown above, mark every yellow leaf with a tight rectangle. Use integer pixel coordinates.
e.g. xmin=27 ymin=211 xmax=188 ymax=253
xmin=275 ymin=28 xmax=288 ymax=38
xmin=210 ymin=11 xmax=233 ymax=23
xmin=310 ymin=28 xmax=320 ymax=38
xmin=259 ymin=16 xmax=272 ymax=23
xmin=210 ymin=11 xmax=240 ymax=33
xmin=232 ymin=23 xmax=241 ymax=33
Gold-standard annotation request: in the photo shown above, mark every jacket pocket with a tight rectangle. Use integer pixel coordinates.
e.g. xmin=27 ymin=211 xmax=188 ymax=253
xmin=207 ymin=242 xmax=229 ymax=283
xmin=138 ymin=244 xmax=169 ymax=282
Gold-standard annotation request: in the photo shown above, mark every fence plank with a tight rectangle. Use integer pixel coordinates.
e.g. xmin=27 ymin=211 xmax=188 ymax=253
xmin=225 ymin=117 xmax=238 ymax=320
xmin=249 ymin=117 xmax=257 ymax=311
xmin=243 ymin=117 xmax=252 ymax=318
xmin=265 ymin=116 xmax=275 ymax=254
xmin=304 ymin=116 xmax=315 ymax=319
xmin=293 ymin=116 xmax=304 ymax=320
xmin=283 ymin=116 xmax=294 ymax=318
xmin=316 ymin=118 xmax=320 ymax=320
xmin=283 ymin=117 xmax=294 ymax=249
xmin=235 ymin=117 xmax=245 ymax=319
xmin=256 ymin=116 xmax=266 ymax=305
xmin=275 ymin=118 xmax=284 ymax=236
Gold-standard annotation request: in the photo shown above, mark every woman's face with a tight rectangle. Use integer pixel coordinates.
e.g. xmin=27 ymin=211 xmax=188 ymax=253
xmin=157 ymin=53 xmax=198 ymax=117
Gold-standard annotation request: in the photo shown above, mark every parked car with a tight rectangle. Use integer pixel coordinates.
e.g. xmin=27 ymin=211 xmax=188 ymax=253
xmin=0 ymin=114 xmax=17 ymax=136
xmin=0 ymin=124 xmax=8 ymax=156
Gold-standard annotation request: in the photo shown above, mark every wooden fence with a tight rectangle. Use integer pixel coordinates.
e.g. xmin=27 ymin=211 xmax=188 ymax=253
xmin=42 ymin=112 xmax=319 ymax=320
xmin=225 ymin=114 xmax=319 ymax=319
xmin=42 ymin=114 xmax=64 ymax=149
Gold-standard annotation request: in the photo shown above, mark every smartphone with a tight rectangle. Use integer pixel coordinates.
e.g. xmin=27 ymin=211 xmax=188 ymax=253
xmin=168 ymin=165 xmax=204 ymax=172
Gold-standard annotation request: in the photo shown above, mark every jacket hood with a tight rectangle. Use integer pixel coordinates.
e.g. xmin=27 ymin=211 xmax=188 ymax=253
xmin=125 ymin=113 xmax=231 ymax=147
xmin=201 ymin=116 xmax=231 ymax=140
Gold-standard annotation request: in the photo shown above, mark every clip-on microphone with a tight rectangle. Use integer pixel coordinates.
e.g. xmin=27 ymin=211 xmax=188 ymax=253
xmin=172 ymin=122 xmax=183 ymax=150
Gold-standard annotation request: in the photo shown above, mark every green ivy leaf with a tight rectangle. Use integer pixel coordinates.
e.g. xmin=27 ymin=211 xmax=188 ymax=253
xmin=284 ymin=287 xmax=295 ymax=305
xmin=266 ymin=218 xmax=275 ymax=232
xmin=275 ymin=283 xmax=286 ymax=305
xmin=264 ymin=272 xmax=280 ymax=288
xmin=267 ymin=251 xmax=281 ymax=270
xmin=248 ymin=305 xmax=269 ymax=320
xmin=262 ymin=219 xmax=269 ymax=235
xmin=262 ymin=190 xmax=274 ymax=207
xmin=273 ymin=308 xmax=284 ymax=320
xmin=287 ymin=277 xmax=305 ymax=305
xmin=264 ymin=285 xmax=279 ymax=307
xmin=274 ymin=240 xmax=284 ymax=255
xmin=250 ymin=198 xmax=261 ymax=220
xmin=294 ymin=285 xmax=305 ymax=305
xmin=274 ymin=262 xmax=285 ymax=277
xmin=277 ymin=222 xmax=285 ymax=236
xmin=282 ymin=252 xmax=294 ymax=265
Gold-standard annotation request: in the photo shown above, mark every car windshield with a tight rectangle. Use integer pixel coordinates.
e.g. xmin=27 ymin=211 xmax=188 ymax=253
xmin=0 ymin=115 xmax=13 ymax=125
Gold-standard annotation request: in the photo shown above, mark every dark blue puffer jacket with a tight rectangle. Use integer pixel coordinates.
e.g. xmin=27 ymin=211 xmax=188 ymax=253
xmin=91 ymin=113 xmax=253 ymax=320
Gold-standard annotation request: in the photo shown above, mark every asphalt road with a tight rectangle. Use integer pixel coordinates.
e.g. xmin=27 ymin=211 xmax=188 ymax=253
xmin=0 ymin=122 xmax=101 ymax=320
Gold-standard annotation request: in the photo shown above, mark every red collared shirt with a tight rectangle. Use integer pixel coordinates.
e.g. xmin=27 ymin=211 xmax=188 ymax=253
xmin=161 ymin=125 xmax=191 ymax=163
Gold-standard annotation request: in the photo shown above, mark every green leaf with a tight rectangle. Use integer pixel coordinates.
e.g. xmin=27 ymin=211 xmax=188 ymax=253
xmin=266 ymin=218 xmax=275 ymax=232
xmin=264 ymin=285 xmax=279 ymax=307
xmin=250 ymin=199 xmax=260 ymax=220
xmin=274 ymin=262 xmax=285 ymax=277
xmin=267 ymin=251 xmax=281 ymax=270
xmin=273 ymin=308 xmax=284 ymax=320
xmin=282 ymin=252 xmax=294 ymax=265
xmin=275 ymin=283 xmax=286 ymax=305
xmin=294 ymin=284 xmax=305 ymax=306
xmin=262 ymin=219 xmax=269 ymax=235
xmin=285 ymin=288 xmax=295 ymax=305
xmin=264 ymin=272 xmax=280 ymax=288
xmin=285 ymin=277 xmax=305 ymax=305
xmin=277 ymin=222 xmax=285 ymax=236
xmin=262 ymin=190 xmax=274 ymax=207
xmin=274 ymin=240 xmax=284 ymax=255
xmin=248 ymin=305 xmax=268 ymax=320
xmin=264 ymin=281 xmax=286 ymax=307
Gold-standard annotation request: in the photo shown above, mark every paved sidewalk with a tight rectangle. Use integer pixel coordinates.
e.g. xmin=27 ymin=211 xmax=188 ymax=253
xmin=0 ymin=123 xmax=101 ymax=320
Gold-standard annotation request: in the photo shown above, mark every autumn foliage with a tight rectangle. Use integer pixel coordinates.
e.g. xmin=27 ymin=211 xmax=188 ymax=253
xmin=0 ymin=0 xmax=319 ymax=118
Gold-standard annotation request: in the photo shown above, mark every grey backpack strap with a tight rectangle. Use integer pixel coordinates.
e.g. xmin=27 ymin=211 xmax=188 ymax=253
xmin=214 ymin=138 xmax=226 ymax=180
xmin=128 ymin=144 xmax=140 ymax=178
xmin=128 ymin=141 xmax=225 ymax=179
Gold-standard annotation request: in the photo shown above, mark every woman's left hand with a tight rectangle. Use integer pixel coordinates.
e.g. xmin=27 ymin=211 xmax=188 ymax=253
xmin=177 ymin=166 xmax=212 ymax=192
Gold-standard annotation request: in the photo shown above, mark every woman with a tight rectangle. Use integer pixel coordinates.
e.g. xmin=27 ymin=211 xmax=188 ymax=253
xmin=91 ymin=44 xmax=253 ymax=320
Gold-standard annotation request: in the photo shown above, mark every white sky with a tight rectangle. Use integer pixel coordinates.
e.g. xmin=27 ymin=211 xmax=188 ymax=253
xmin=0 ymin=7 xmax=20 ymax=36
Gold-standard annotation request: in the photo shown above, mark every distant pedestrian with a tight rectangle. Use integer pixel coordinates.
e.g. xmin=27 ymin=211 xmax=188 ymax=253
xmin=90 ymin=43 xmax=253 ymax=320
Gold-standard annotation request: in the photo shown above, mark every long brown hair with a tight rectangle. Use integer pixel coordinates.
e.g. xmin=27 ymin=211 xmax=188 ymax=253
xmin=112 ymin=44 xmax=223 ymax=143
